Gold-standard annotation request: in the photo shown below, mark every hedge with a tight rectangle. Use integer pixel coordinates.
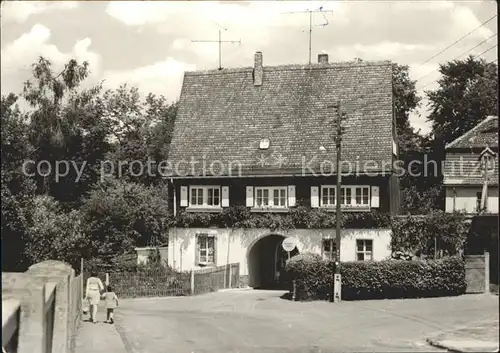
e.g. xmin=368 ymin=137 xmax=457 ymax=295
xmin=285 ymin=253 xmax=466 ymax=301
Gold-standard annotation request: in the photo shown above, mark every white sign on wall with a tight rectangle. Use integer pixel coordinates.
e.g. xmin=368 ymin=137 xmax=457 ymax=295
xmin=282 ymin=237 xmax=297 ymax=252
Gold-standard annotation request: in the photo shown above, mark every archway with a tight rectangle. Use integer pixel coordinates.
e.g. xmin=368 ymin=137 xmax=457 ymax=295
xmin=247 ymin=234 xmax=300 ymax=289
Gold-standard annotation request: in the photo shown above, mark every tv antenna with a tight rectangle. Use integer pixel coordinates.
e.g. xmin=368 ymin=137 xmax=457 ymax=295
xmin=191 ymin=22 xmax=241 ymax=70
xmin=282 ymin=6 xmax=333 ymax=64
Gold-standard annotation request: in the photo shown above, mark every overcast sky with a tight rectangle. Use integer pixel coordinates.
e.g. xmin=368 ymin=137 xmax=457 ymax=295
xmin=1 ymin=1 xmax=497 ymax=135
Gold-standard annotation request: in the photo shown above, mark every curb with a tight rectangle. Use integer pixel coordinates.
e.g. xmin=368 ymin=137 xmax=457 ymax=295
xmin=426 ymin=338 xmax=499 ymax=353
xmin=426 ymin=338 xmax=463 ymax=353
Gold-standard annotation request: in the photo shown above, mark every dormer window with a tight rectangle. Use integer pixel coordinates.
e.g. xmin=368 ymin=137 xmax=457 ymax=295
xmin=259 ymin=138 xmax=270 ymax=150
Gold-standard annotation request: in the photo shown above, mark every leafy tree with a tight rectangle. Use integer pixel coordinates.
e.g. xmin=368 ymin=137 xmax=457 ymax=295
xmin=22 ymin=57 xmax=111 ymax=204
xmin=23 ymin=196 xmax=88 ymax=270
xmin=102 ymin=85 xmax=177 ymax=185
xmin=426 ymin=56 xmax=498 ymax=154
xmin=392 ymin=63 xmax=427 ymax=156
xmin=79 ymin=178 xmax=171 ymax=262
xmin=1 ymin=93 xmax=35 ymax=271
xmin=390 ymin=63 xmax=443 ymax=213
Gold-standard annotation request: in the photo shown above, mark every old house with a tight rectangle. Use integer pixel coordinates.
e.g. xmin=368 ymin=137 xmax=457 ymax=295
xmin=166 ymin=52 xmax=399 ymax=288
xmin=444 ymin=116 xmax=498 ymax=214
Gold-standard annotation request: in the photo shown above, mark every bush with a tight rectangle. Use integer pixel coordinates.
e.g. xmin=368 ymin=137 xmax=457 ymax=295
xmin=391 ymin=210 xmax=470 ymax=257
xmin=285 ymin=253 xmax=466 ymax=301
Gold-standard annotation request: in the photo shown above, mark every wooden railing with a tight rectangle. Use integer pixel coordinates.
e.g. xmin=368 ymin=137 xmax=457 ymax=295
xmin=2 ymin=260 xmax=82 ymax=353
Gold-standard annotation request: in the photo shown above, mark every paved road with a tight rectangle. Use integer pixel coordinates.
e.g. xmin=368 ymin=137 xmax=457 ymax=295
xmin=109 ymin=290 xmax=498 ymax=353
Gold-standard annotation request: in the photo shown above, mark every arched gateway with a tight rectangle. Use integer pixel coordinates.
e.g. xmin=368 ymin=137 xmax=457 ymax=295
xmin=247 ymin=234 xmax=299 ymax=289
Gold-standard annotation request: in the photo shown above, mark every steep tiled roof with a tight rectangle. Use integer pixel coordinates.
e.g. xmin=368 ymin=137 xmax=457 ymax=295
xmin=168 ymin=57 xmax=394 ymax=177
xmin=446 ymin=116 xmax=498 ymax=150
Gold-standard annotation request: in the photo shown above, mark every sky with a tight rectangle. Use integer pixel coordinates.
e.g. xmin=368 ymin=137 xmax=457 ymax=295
xmin=1 ymin=1 xmax=498 ymax=135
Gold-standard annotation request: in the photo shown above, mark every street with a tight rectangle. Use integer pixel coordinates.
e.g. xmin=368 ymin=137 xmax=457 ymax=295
xmin=104 ymin=290 xmax=498 ymax=353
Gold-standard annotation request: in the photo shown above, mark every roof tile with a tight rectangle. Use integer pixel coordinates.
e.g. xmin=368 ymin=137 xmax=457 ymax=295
xmin=169 ymin=59 xmax=394 ymax=177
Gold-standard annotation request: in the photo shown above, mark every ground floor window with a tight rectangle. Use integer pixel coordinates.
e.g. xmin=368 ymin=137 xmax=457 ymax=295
xmin=322 ymin=238 xmax=337 ymax=260
xmin=196 ymin=234 xmax=216 ymax=265
xmin=356 ymin=239 xmax=373 ymax=261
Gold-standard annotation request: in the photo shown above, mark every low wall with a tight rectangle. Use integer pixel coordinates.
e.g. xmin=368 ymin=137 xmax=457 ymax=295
xmin=2 ymin=260 xmax=82 ymax=353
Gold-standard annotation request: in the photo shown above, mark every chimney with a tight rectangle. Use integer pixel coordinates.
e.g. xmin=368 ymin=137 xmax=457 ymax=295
xmin=253 ymin=51 xmax=263 ymax=86
xmin=318 ymin=53 xmax=329 ymax=64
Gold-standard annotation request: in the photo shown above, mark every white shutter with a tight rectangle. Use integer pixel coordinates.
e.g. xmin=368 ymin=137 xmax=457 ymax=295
xmin=371 ymin=186 xmax=380 ymax=208
xmin=221 ymin=186 xmax=229 ymax=207
xmin=310 ymin=186 xmax=319 ymax=208
xmin=246 ymin=186 xmax=254 ymax=207
xmin=288 ymin=185 xmax=296 ymax=207
xmin=180 ymin=186 xmax=188 ymax=207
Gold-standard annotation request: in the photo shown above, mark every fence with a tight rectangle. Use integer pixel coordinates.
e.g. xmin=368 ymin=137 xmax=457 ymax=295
xmin=2 ymin=260 xmax=82 ymax=353
xmin=82 ymin=263 xmax=240 ymax=299
xmin=192 ymin=264 xmax=240 ymax=295
xmin=465 ymin=252 xmax=490 ymax=294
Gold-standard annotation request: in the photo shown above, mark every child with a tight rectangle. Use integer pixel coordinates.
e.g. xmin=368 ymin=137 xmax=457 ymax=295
xmin=102 ymin=285 xmax=119 ymax=324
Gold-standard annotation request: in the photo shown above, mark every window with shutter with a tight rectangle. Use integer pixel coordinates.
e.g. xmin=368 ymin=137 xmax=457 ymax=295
xmin=320 ymin=185 xmax=371 ymax=209
xmin=187 ymin=186 xmax=222 ymax=209
xmin=254 ymin=187 xmax=287 ymax=208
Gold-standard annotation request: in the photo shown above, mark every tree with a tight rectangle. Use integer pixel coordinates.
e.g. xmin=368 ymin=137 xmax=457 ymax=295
xmin=426 ymin=56 xmax=498 ymax=153
xmin=22 ymin=56 xmax=111 ymax=204
xmin=392 ymin=63 xmax=426 ymax=156
xmin=390 ymin=63 xmax=444 ymax=213
xmin=24 ymin=196 xmax=88 ymax=270
xmin=1 ymin=93 xmax=35 ymax=271
xmin=79 ymin=178 xmax=171 ymax=262
xmin=102 ymin=85 xmax=178 ymax=185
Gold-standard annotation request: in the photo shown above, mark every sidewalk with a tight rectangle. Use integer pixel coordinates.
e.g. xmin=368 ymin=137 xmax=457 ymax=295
xmin=73 ymin=302 xmax=127 ymax=353
xmin=426 ymin=319 xmax=499 ymax=353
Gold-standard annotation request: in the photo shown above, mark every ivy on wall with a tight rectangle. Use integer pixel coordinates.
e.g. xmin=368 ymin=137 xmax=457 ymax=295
xmin=171 ymin=205 xmax=391 ymax=231
xmin=170 ymin=206 xmax=472 ymax=257
xmin=390 ymin=210 xmax=470 ymax=257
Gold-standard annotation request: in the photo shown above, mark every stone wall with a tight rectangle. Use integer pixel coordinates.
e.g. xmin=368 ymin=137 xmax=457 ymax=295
xmin=2 ymin=260 xmax=82 ymax=353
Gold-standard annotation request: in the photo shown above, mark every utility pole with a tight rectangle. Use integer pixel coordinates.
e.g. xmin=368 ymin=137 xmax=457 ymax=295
xmin=282 ymin=7 xmax=333 ymax=64
xmin=328 ymin=100 xmax=344 ymax=303
xmin=191 ymin=28 xmax=241 ymax=70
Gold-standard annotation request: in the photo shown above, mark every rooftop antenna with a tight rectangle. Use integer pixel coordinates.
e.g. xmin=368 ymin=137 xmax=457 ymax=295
xmin=191 ymin=22 xmax=241 ymax=70
xmin=282 ymin=6 xmax=333 ymax=64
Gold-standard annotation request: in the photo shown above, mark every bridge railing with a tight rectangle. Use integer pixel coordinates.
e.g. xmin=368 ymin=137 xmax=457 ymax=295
xmin=2 ymin=260 xmax=82 ymax=353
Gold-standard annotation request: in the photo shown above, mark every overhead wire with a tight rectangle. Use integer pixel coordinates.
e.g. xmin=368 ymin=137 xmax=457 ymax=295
xmin=415 ymin=14 xmax=497 ymax=70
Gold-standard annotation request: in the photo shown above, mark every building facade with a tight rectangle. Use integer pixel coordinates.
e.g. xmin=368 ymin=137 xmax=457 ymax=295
xmin=443 ymin=116 xmax=498 ymax=214
xmin=166 ymin=52 xmax=399 ymax=288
